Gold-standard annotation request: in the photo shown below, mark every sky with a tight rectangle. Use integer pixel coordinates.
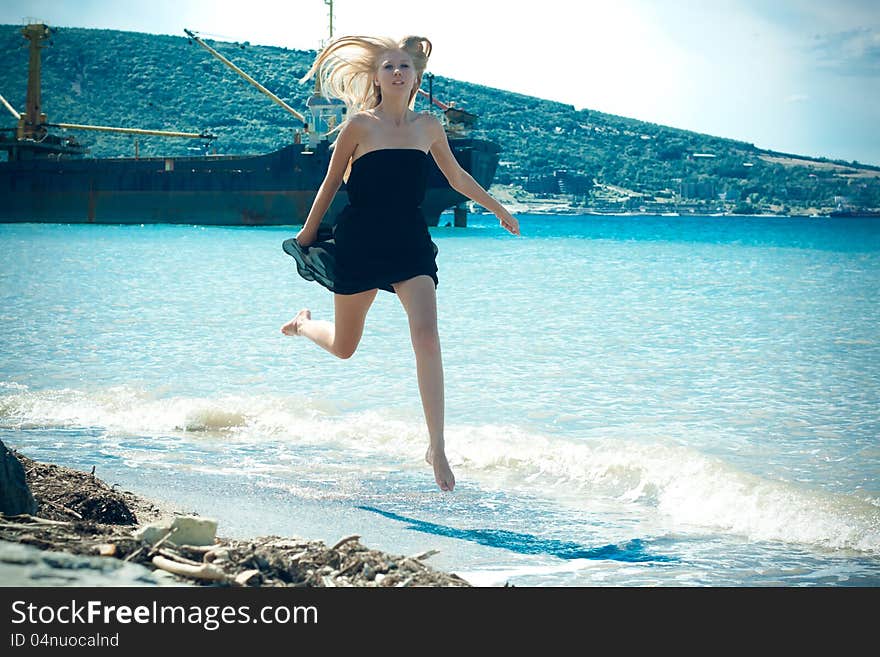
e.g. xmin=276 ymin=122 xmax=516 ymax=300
xmin=1 ymin=0 xmax=878 ymax=165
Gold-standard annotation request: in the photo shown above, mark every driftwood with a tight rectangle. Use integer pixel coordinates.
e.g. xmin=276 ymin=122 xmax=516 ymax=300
xmin=122 ymin=545 xmax=145 ymax=563
xmin=146 ymin=526 xmax=178 ymax=557
xmin=151 ymin=555 xmax=227 ymax=582
xmin=234 ymin=569 xmax=261 ymax=587
xmin=0 ymin=513 xmax=73 ymax=526
xmin=0 ymin=451 xmax=471 ymax=588
xmin=43 ymin=499 xmax=83 ymax=520
xmin=411 ymin=548 xmax=440 ymax=561
xmin=155 ymin=547 xmax=204 ymax=567
xmin=331 ymin=534 xmax=361 ymax=550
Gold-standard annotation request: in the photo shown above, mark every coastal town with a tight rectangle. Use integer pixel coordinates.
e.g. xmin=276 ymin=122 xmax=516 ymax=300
xmin=484 ymin=151 xmax=880 ymax=218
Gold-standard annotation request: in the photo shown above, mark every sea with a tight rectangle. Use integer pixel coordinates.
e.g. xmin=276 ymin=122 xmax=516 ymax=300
xmin=1 ymin=213 xmax=878 ymax=587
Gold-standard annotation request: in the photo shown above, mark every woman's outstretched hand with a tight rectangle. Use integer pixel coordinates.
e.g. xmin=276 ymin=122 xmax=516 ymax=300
xmin=496 ymin=209 xmax=520 ymax=236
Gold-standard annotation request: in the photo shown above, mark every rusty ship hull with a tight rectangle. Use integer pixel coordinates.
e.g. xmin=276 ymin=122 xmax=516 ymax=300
xmin=0 ymin=138 xmax=500 ymax=226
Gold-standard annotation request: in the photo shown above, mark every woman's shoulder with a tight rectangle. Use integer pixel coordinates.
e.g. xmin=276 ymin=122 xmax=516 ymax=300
xmin=335 ymin=113 xmax=373 ymax=142
xmin=347 ymin=110 xmax=376 ymax=125
xmin=412 ymin=110 xmax=442 ymax=132
xmin=415 ymin=110 xmax=440 ymax=124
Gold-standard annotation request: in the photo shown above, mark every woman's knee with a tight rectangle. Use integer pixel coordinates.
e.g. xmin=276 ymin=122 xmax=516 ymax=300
xmin=331 ymin=289 xmax=375 ymax=359
xmin=332 ymin=337 xmax=360 ymax=359
xmin=330 ymin=320 xmax=363 ymax=359
xmin=410 ymin=323 xmax=440 ymax=352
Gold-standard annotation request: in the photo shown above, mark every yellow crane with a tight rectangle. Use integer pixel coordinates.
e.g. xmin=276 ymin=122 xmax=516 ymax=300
xmin=0 ymin=23 xmax=215 ymax=153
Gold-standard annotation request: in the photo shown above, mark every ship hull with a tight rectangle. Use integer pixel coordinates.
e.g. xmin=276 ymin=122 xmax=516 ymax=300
xmin=0 ymin=139 xmax=500 ymax=226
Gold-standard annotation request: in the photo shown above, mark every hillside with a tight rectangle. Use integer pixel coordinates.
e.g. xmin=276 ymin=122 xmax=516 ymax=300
xmin=1 ymin=24 xmax=878 ymax=216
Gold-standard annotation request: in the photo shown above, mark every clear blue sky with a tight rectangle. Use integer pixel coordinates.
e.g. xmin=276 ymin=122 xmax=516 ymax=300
xmin=2 ymin=0 xmax=878 ymax=165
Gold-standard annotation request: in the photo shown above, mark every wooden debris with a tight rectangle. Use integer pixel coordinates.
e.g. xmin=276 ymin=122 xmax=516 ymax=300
xmin=123 ymin=546 xmax=145 ymax=563
xmin=338 ymin=559 xmax=362 ymax=577
xmin=203 ymin=547 xmax=230 ymax=563
xmin=411 ymin=548 xmax=440 ymax=561
xmin=155 ymin=548 xmax=204 ymax=567
xmin=234 ymin=569 xmax=261 ymax=587
xmin=402 ymin=557 xmax=427 ymax=572
xmin=331 ymin=534 xmax=361 ymax=550
xmin=44 ymin=499 xmax=83 ymax=520
xmin=176 ymin=544 xmax=215 ymax=554
xmin=151 ymin=555 xmax=226 ymax=582
xmin=2 ymin=451 xmax=471 ymax=588
xmin=146 ymin=526 xmax=178 ymax=557
xmin=286 ymin=550 xmax=309 ymax=563
xmin=1 ymin=514 xmax=72 ymax=526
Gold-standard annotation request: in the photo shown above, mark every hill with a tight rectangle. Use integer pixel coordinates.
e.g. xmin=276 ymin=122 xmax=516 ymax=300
xmin=1 ymin=24 xmax=878 ymax=216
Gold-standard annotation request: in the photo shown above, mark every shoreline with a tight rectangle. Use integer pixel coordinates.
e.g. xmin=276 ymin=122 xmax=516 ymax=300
xmin=457 ymin=206 xmax=863 ymax=219
xmin=1 ymin=447 xmax=472 ymax=588
xmin=466 ymin=185 xmax=878 ymax=219
xmin=461 ymin=209 xmax=819 ymax=218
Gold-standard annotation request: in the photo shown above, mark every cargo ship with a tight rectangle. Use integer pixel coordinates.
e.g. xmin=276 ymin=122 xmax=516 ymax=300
xmin=0 ymin=22 xmax=500 ymax=229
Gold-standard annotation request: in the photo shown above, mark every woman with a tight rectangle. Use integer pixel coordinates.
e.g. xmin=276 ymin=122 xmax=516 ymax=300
xmin=281 ymin=35 xmax=520 ymax=492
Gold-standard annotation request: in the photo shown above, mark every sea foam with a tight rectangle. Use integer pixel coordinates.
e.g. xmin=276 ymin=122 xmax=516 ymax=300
xmin=2 ymin=382 xmax=878 ymax=555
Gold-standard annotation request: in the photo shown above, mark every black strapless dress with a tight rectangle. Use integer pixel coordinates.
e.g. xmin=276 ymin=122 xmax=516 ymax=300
xmin=282 ymin=148 xmax=439 ymax=295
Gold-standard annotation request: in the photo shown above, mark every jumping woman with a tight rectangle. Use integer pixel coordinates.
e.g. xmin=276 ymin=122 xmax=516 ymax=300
xmin=281 ymin=35 xmax=520 ymax=492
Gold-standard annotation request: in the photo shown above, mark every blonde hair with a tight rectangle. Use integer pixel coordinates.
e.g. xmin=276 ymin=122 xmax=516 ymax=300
xmin=301 ymin=35 xmax=432 ymax=129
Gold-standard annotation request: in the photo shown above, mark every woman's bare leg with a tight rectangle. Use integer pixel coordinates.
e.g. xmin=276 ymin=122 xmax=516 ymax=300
xmin=281 ymin=288 xmax=378 ymax=359
xmin=392 ymin=275 xmax=455 ymax=492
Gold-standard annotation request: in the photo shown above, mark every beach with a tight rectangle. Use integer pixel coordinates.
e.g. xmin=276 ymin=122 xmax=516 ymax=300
xmin=1 ymin=213 xmax=879 ymax=586
xmin=1 ymin=445 xmax=469 ymax=587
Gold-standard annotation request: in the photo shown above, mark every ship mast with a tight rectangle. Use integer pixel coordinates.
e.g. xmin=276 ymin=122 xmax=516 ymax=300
xmin=323 ymin=0 xmax=334 ymax=47
xmin=2 ymin=22 xmax=215 ymax=158
xmin=21 ymin=23 xmax=49 ymax=140
xmin=184 ymin=29 xmax=307 ymax=126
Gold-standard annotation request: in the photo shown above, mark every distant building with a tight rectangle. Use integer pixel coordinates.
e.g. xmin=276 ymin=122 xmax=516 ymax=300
xmin=525 ymin=170 xmax=593 ymax=195
xmin=679 ymin=180 xmax=716 ymax=199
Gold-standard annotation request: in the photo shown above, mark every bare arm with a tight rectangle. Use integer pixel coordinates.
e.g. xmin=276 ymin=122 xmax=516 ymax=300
xmin=427 ymin=116 xmax=520 ymax=236
xmin=296 ymin=117 xmax=363 ymax=245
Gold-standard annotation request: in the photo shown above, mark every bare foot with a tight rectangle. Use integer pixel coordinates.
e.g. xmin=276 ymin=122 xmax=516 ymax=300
xmin=281 ymin=309 xmax=311 ymax=336
xmin=426 ymin=445 xmax=455 ymax=492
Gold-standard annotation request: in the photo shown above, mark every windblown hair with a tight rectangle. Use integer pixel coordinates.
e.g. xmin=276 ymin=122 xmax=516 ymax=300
xmin=300 ymin=35 xmax=432 ymax=127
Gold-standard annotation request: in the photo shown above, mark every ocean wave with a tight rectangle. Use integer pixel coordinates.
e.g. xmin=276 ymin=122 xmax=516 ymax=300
xmin=448 ymin=425 xmax=880 ymax=555
xmin=2 ymin=382 xmax=877 ymax=555
xmin=0 ymin=383 xmax=332 ymax=437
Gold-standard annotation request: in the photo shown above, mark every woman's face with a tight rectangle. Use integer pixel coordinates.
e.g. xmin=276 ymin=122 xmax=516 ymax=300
xmin=375 ymin=49 xmax=417 ymax=97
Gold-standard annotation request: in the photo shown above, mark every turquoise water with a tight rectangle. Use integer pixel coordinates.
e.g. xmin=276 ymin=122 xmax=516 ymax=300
xmin=1 ymin=214 xmax=878 ymax=586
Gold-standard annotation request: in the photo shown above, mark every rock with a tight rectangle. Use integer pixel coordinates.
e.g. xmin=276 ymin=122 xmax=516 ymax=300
xmin=96 ymin=543 xmax=117 ymax=557
xmin=134 ymin=515 xmax=217 ymax=547
xmin=0 ymin=540 xmax=182 ymax=587
xmin=0 ymin=440 xmax=37 ymax=515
